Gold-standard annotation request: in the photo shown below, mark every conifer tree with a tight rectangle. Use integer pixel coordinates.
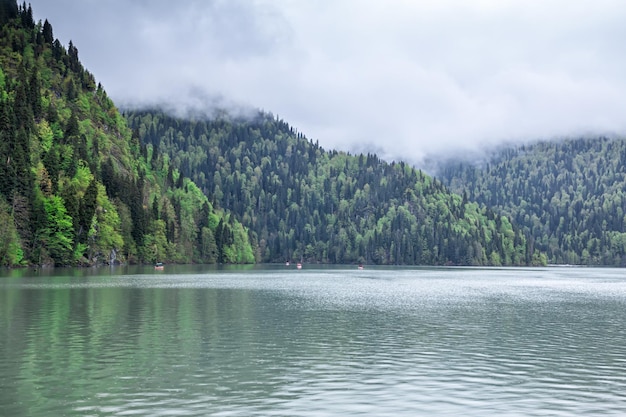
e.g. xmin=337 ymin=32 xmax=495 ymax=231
xmin=28 ymin=68 xmax=41 ymax=118
xmin=42 ymin=19 xmax=53 ymax=44
xmin=0 ymin=98 xmax=16 ymax=198
xmin=0 ymin=0 xmax=18 ymax=25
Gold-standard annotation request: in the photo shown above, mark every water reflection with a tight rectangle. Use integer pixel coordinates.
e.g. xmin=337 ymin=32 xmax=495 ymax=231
xmin=1 ymin=267 xmax=626 ymax=416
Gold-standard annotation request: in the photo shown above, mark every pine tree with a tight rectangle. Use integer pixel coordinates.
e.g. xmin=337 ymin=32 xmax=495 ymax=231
xmin=0 ymin=0 xmax=18 ymax=25
xmin=65 ymin=110 xmax=79 ymax=138
xmin=42 ymin=18 xmax=53 ymax=44
xmin=0 ymin=98 xmax=16 ymax=199
xmin=28 ymin=68 xmax=42 ymax=119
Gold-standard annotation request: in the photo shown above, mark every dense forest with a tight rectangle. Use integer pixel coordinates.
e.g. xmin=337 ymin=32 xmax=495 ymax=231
xmin=0 ymin=0 xmax=547 ymax=268
xmin=125 ymin=109 xmax=542 ymax=266
xmin=0 ymin=1 xmax=254 ymax=267
xmin=438 ymin=137 xmax=626 ymax=265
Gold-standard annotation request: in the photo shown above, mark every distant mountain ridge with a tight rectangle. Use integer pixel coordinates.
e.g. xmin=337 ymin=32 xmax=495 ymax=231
xmin=125 ymin=108 xmax=542 ymax=266
xmin=438 ymin=136 xmax=626 ymax=265
xmin=0 ymin=0 xmax=545 ymax=267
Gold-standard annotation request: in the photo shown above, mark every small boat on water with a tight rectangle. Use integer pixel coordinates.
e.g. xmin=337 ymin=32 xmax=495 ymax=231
xmin=154 ymin=262 xmax=164 ymax=270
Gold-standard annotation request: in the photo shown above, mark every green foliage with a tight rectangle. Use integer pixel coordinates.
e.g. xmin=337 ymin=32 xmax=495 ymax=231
xmin=126 ymin=109 xmax=532 ymax=266
xmin=0 ymin=1 xmax=254 ymax=266
xmin=37 ymin=120 xmax=54 ymax=152
xmin=439 ymin=137 xmax=626 ymax=266
xmin=41 ymin=195 xmax=74 ymax=265
xmin=89 ymin=183 xmax=123 ymax=263
xmin=0 ymin=0 xmax=542 ymax=268
xmin=0 ymin=196 xmax=23 ymax=266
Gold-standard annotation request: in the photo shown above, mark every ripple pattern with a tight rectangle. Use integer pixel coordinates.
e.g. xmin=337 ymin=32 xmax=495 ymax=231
xmin=1 ymin=267 xmax=626 ymax=416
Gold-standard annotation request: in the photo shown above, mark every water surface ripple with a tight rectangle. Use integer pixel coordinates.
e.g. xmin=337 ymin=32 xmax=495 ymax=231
xmin=1 ymin=266 xmax=626 ymax=416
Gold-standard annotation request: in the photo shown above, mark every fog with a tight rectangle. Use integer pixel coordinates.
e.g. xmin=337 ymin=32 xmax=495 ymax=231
xmin=30 ymin=0 xmax=626 ymax=165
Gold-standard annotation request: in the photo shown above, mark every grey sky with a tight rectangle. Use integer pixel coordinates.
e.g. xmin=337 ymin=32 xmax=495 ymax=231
xmin=30 ymin=0 xmax=626 ymax=165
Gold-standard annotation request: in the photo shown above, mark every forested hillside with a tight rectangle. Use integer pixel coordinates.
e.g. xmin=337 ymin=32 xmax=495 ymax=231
xmin=438 ymin=137 xmax=626 ymax=265
xmin=126 ymin=109 xmax=544 ymax=266
xmin=0 ymin=1 xmax=254 ymax=266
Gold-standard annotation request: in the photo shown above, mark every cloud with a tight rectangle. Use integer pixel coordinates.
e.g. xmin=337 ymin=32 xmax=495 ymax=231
xmin=30 ymin=0 xmax=626 ymax=165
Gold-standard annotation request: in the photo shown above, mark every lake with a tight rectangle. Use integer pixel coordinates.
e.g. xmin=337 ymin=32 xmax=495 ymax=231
xmin=1 ymin=265 xmax=625 ymax=416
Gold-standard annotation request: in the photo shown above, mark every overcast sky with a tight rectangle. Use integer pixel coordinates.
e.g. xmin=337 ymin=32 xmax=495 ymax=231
xmin=29 ymin=0 xmax=626 ymax=165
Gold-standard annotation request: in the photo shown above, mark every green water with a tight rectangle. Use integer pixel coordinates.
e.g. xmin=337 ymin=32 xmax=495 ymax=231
xmin=1 ymin=266 xmax=625 ymax=416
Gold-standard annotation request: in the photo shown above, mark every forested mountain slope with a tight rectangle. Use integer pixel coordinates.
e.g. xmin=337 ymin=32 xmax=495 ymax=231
xmin=126 ymin=109 xmax=544 ymax=266
xmin=438 ymin=137 xmax=626 ymax=265
xmin=0 ymin=1 xmax=254 ymax=266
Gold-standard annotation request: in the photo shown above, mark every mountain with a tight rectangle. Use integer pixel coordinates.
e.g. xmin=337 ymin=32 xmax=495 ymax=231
xmin=0 ymin=1 xmax=254 ymax=266
xmin=0 ymin=0 xmax=546 ymax=268
xmin=437 ymin=137 xmax=626 ymax=266
xmin=125 ymin=109 xmax=543 ymax=266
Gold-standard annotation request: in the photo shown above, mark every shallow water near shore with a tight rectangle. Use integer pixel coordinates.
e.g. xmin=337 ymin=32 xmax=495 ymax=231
xmin=1 ymin=265 xmax=625 ymax=416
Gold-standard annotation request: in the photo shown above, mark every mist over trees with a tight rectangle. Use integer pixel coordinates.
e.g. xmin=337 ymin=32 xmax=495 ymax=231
xmin=0 ymin=1 xmax=254 ymax=266
xmin=1 ymin=0 xmax=567 ymax=269
xmin=438 ymin=137 xmax=626 ymax=266
xmin=125 ymin=109 xmax=540 ymax=266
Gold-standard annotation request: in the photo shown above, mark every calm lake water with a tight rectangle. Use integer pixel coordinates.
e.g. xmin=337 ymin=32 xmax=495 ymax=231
xmin=1 ymin=265 xmax=626 ymax=416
